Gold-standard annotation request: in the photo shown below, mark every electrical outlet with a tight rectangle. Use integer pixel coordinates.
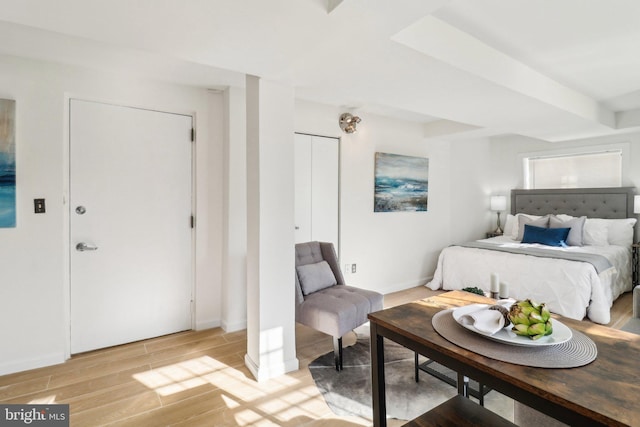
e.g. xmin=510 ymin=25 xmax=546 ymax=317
xmin=351 ymin=264 xmax=356 ymax=273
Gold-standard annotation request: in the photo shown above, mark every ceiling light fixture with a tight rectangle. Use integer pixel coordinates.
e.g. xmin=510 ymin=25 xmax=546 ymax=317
xmin=339 ymin=113 xmax=361 ymax=133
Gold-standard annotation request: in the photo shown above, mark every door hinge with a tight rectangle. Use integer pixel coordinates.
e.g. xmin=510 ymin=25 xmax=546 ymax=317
xmin=191 ymin=128 xmax=195 ymax=142
xmin=190 ymin=215 xmax=195 ymax=228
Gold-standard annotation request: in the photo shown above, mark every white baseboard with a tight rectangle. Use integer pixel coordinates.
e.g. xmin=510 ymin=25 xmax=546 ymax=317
xmin=221 ymin=318 xmax=247 ymax=333
xmin=195 ymin=318 xmax=221 ymax=331
xmin=0 ymin=352 xmax=65 ymax=376
xmin=197 ymin=318 xmax=247 ymax=333
xmin=378 ymin=276 xmax=433 ymax=296
xmin=244 ymin=353 xmax=299 ymax=382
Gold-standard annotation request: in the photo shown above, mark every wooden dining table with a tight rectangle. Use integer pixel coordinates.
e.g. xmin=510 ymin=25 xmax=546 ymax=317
xmin=368 ymin=291 xmax=640 ymax=427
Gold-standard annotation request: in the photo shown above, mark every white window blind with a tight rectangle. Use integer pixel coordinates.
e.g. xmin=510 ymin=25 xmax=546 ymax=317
xmin=525 ymin=150 xmax=622 ymax=189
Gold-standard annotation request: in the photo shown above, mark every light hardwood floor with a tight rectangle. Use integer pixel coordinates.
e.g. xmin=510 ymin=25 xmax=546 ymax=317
xmin=0 ymin=286 xmax=633 ymax=426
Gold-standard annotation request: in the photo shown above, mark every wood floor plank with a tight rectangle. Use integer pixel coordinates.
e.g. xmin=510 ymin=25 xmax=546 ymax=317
xmin=0 ymin=376 xmax=50 ymax=401
xmin=70 ymin=390 xmax=161 ymax=427
xmin=148 ymin=340 xmax=247 ymax=370
xmin=0 ymin=365 xmax=58 ymax=388
xmin=48 ymin=353 xmax=152 ymax=389
xmin=106 ymin=388 xmax=232 ymax=427
xmin=4 ymin=365 xmax=149 ymax=405
xmin=147 ymin=334 xmax=230 ymax=362
xmin=143 ymin=328 xmax=226 ymax=354
xmin=221 ymin=329 xmax=248 ymax=343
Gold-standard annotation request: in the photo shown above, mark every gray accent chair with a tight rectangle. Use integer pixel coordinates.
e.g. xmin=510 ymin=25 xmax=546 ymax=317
xmin=621 ymin=286 xmax=640 ymax=334
xmin=295 ymin=241 xmax=383 ymax=371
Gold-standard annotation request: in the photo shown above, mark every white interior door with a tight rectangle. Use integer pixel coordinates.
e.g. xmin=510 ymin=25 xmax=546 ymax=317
xmin=70 ymin=99 xmax=193 ymax=354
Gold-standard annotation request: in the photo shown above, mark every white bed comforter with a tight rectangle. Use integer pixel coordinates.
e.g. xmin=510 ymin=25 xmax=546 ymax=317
xmin=427 ymin=236 xmax=632 ymax=324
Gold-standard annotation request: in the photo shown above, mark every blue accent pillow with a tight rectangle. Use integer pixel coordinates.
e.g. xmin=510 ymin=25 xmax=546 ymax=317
xmin=521 ymin=224 xmax=571 ymax=247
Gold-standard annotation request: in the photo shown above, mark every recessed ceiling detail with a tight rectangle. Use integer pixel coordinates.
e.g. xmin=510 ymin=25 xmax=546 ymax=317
xmin=392 ymin=15 xmax=615 ymax=131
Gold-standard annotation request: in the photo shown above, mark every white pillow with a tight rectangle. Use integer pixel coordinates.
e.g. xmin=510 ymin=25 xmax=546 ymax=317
xmin=503 ymin=214 xmax=516 ymax=238
xmin=517 ymin=214 xmax=549 ymax=241
xmin=555 ymin=214 xmax=575 ymax=221
xmin=296 ymin=261 xmax=337 ymax=295
xmin=549 ymin=215 xmax=586 ymax=246
xmin=607 ymin=218 xmax=637 ymax=246
xmin=583 ymin=219 xmax=609 ymax=246
xmin=509 ymin=214 xmax=542 ymax=239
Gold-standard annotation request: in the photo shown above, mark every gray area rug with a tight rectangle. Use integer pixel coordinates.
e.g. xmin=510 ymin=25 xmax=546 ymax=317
xmin=309 ymin=333 xmax=514 ymax=422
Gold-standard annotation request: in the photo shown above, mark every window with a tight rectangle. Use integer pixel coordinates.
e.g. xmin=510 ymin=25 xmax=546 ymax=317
xmin=524 ymin=150 xmax=622 ymax=189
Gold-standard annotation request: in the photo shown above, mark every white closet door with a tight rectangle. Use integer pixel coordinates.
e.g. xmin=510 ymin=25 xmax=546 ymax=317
xmin=294 ymin=134 xmax=339 ymax=249
xmin=310 ymin=136 xmax=339 ymax=248
xmin=294 ymin=134 xmax=312 ymax=243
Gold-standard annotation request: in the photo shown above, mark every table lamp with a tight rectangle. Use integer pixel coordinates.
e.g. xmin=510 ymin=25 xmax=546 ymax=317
xmin=491 ymin=195 xmax=507 ymax=235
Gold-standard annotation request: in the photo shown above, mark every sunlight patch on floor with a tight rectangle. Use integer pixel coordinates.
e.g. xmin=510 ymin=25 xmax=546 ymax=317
xmin=132 ymin=354 xmax=326 ymax=426
xmin=28 ymin=395 xmax=58 ymax=404
xmin=133 ymin=355 xmax=231 ymax=396
xmin=221 ymin=394 xmax=241 ymax=409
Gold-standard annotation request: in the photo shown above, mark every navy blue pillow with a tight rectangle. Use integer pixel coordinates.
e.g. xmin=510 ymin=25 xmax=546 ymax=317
xmin=521 ymin=224 xmax=571 ymax=247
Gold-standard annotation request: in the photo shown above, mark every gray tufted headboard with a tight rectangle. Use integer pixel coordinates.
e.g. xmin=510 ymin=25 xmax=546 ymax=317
xmin=511 ymin=187 xmax=636 ymax=219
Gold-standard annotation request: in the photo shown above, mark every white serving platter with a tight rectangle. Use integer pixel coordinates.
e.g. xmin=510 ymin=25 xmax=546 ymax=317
xmin=452 ymin=304 xmax=572 ymax=347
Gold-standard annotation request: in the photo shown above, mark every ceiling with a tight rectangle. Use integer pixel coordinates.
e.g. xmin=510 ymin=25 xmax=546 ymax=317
xmin=0 ymin=0 xmax=639 ymax=142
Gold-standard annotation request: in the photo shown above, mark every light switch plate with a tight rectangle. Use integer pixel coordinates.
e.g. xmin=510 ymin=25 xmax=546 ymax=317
xmin=34 ymin=198 xmax=45 ymax=214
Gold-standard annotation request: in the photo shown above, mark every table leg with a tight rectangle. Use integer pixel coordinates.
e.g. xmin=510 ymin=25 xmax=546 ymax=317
xmin=370 ymin=322 xmax=386 ymax=427
xmin=632 ymin=244 xmax=638 ymax=288
xmin=457 ymin=372 xmax=469 ymax=398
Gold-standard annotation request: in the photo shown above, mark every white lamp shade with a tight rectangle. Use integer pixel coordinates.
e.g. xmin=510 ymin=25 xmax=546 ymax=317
xmin=635 ymin=195 xmax=640 ymax=214
xmin=490 ymin=195 xmax=507 ymax=211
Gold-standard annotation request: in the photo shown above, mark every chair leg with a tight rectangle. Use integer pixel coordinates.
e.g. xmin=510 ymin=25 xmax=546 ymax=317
xmin=414 ymin=352 xmax=419 ymax=382
xmin=333 ymin=336 xmax=343 ymax=371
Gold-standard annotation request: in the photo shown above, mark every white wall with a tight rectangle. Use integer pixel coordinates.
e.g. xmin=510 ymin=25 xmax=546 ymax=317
xmin=0 ymin=54 xmax=223 ymax=374
xmin=448 ymin=138 xmax=494 ymax=242
xmin=294 ymin=100 xmax=492 ymax=295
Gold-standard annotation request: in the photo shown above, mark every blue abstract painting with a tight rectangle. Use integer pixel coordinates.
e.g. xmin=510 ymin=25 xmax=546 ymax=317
xmin=0 ymin=99 xmax=16 ymax=228
xmin=374 ymin=152 xmax=428 ymax=212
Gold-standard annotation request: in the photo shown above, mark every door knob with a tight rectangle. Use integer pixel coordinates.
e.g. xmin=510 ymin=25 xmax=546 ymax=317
xmin=76 ymin=242 xmax=98 ymax=252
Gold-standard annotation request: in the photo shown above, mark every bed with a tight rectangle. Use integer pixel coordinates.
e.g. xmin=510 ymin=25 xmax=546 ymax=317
xmin=427 ymin=187 xmax=637 ymax=324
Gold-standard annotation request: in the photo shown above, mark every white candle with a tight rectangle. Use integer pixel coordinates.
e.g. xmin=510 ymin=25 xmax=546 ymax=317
xmin=490 ymin=273 xmax=499 ymax=292
xmin=499 ymin=282 xmax=509 ymax=299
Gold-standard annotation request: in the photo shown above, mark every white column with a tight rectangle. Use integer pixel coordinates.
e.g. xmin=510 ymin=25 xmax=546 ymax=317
xmin=245 ymin=75 xmax=299 ymax=381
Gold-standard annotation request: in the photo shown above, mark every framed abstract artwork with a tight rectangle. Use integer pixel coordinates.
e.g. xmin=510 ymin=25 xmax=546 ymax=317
xmin=0 ymin=99 xmax=16 ymax=228
xmin=374 ymin=152 xmax=429 ymax=212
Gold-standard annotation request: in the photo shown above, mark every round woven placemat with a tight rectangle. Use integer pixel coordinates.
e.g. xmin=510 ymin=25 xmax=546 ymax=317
xmin=432 ymin=309 xmax=597 ymax=368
